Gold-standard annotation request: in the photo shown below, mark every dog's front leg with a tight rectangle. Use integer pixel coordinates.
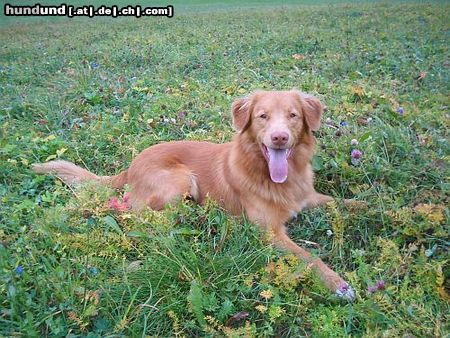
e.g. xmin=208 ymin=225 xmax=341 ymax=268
xmin=245 ymin=206 xmax=355 ymax=300
xmin=288 ymin=192 xmax=333 ymax=218
xmin=300 ymin=192 xmax=365 ymax=212
xmin=245 ymin=205 xmax=355 ymax=300
xmin=300 ymin=192 xmax=334 ymax=211
xmin=270 ymin=225 xmax=355 ymax=301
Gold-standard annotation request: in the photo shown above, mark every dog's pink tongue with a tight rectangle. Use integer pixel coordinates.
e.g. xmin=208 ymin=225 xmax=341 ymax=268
xmin=267 ymin=148 xmax=289 ymax=183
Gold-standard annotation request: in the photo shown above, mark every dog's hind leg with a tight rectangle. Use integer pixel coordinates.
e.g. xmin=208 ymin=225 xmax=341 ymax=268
xmin=129 ymin=164 xmax=199 ymax=210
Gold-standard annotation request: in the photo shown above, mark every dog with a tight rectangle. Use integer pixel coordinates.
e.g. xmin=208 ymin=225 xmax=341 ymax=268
xmin=33 ymin=90 xmax=355 ymax=300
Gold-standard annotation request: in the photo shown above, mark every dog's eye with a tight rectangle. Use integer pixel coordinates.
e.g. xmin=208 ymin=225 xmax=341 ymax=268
xmin=259 ymin=113 xmax=268 ymax=119
xmin=289 ymin=113 xmax=297 ymax=118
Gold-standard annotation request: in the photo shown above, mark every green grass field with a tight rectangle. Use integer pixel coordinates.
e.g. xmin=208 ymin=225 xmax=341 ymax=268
xmin=1 ymin=1 xmax=449 ymax=336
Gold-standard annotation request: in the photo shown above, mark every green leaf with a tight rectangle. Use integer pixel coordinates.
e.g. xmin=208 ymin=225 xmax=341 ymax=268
xmin=84 ymin=304 xmax=98 ymax=317
xmin=15 ymin=199 xmax=35 ymax=211
xmin=56 ymin=147 xmax=67 ymax=157
xmin=7 ymin=282 xmax=16 ymax=297
xmin=127 ymin=230 xmax=149 ymax=238
xmin=187 ymin=280 xmax=206 ymax=328
xmin=94 ymin=317 xmax=112 ymax=331
xmin=359 ymin=131 xmax=372 ymax=143
xmin=45 ymin=154 xmax=57 ymax=162
xmin=102 ymin=215 xmax=123 ymax=235
xmin=311 ymin=155 xmax=324 ymax=171
xmin=84 ymin=92 xmax=103 ymax=105
xmin=170 ymin=228 xmax=202 ymax=236
xmin=218 ymin=299 xmax=235 ymax=321
xmin=203 ymin=292 xmax=219 ymax=311
xmin=329 ymin=159 xmax=339 ymax=169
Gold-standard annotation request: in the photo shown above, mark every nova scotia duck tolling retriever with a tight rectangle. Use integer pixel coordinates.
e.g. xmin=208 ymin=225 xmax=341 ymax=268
xmin=33 ymin=90 xmax=356 ymax=300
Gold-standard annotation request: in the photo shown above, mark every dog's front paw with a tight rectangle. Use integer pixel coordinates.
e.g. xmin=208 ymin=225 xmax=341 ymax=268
xmin=335 ymin=282 xmax=356 ymax=301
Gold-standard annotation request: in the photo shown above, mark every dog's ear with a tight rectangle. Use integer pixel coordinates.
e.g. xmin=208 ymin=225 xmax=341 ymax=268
xmin=293 ymin=90 xmax=324 ymax=131
xmin=231 ymin=96 xmax=252 ymax=133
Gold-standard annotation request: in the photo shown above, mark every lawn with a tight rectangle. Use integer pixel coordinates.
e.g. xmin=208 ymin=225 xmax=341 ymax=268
xmin=0 ymin=1 xmax=449 ymax=336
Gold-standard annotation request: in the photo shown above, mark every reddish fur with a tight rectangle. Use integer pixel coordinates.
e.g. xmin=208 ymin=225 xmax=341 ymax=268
xmin=32 ymin=90 xmax=351 ymax=295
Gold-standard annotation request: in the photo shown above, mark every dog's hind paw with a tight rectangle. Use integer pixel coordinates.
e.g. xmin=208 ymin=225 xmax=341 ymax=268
xmin=335 ymin=282 xmax=356 ymax=301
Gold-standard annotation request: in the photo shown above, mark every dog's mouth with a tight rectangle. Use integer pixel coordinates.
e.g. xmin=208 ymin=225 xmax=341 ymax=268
xmin=261 ymin=144 xmax=292 ymax=184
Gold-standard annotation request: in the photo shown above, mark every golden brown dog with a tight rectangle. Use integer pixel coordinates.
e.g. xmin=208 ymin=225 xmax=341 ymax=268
xmin=33 ymin=90 xmax=355 ymax=300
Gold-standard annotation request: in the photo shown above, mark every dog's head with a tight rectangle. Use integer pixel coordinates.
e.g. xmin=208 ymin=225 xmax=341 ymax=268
xmin=232 ymin=90 xmax=323 ymax=183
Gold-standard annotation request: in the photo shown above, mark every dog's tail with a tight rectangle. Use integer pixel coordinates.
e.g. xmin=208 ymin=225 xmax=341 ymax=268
xmin=32 ymin=160 xmax=128 ymax=189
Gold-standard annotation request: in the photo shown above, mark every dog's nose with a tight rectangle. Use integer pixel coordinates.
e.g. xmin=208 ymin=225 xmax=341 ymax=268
xmin=271 ymin=132 xmax=289 ymax=146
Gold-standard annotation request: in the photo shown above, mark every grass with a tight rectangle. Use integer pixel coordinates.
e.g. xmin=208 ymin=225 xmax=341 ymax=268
xmin=1 ymin=0 xmax=449 ymax=336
